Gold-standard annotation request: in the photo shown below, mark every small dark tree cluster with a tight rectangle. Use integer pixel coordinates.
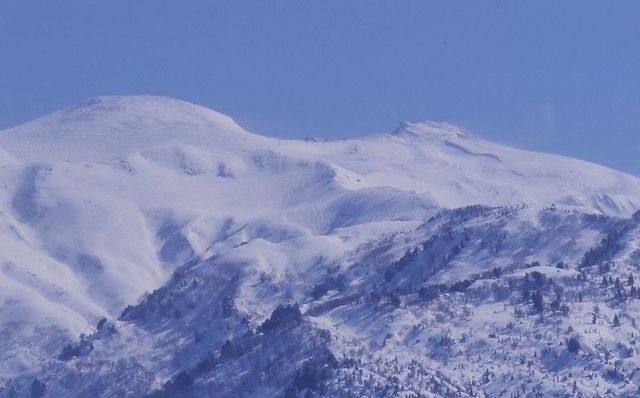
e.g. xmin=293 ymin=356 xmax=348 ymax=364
xmin=418 ymin=284 xmax=448 ymax=301
xmin=311 ymin=274 xmax=346 ymax=299
xmin=523 ymin=271 xmax=546 ymax=289
xmin=567 ymin=337 xmax=581 ymax=354
xmin=58 ymin=343 xmax=81 ymax=361
xmin=580 ymin=230 xmax=621 ymax=268
xmin=531 ymin=291 xmax=544 ymax=313
xmin=258 ymin=303 xmax=302 ymax=333
xmin=613 ymin=314 xmax=621 ymax=327
xmin=149 ymin=371 xmax=194 ymax=398
xmin=284 ymin=350 xmax=338 ymax=398
xmin=449 ymin=279 xmax=473 ymax=293
xmin=549 ymin=299 xmax=570 ymax=316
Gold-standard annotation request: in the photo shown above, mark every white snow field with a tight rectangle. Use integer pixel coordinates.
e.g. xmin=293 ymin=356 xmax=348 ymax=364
xmin=2 ymin=96 xmax=640 ymax=396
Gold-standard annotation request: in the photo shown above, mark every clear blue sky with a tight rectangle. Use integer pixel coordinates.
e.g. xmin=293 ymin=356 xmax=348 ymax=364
xmin=1 ymin=1 xmax=639 ymax=174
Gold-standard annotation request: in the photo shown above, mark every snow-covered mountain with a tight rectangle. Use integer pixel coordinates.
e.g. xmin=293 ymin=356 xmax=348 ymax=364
xmin=2 ymin=96 xmax=640 ymax=397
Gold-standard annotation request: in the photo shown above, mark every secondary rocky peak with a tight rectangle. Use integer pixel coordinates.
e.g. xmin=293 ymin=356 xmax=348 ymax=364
xmin=392 ymin=120 xmax=473 ymax=140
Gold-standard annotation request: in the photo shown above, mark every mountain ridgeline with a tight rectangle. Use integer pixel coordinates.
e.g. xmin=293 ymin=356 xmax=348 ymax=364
xmin=1 ymin=96 xmax=640 ymax=397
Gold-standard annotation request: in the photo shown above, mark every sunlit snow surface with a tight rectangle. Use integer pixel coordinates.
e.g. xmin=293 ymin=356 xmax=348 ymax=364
xmin=1 ymin=96 xmax=640 ymax=395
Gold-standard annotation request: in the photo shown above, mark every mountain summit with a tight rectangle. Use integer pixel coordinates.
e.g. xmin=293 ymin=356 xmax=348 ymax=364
xmin=2 ymin=96 xmax=640 ymax=397
xmin=0 ymin=95 xmax=258 ymax=163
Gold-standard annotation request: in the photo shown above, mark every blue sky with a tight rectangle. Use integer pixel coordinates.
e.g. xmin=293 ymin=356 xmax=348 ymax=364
xmin=1 ymin=1 xmax=639 ymax=174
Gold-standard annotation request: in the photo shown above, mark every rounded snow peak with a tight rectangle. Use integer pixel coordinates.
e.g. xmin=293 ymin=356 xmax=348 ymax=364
xmin=392 ymin=120 xmax=473 ymax=140
xmin=0 ymin=95 xmax=257 ymax=163
xmin=62 ymin=95 xmax=241 ymax=129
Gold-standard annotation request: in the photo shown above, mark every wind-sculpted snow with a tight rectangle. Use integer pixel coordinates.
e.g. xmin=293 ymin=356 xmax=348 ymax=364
xmin=2 ymin=96 xmax=640 ymax=396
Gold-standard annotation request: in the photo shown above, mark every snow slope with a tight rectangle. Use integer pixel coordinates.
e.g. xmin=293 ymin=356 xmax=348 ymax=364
xmin=1 ymin=96 xmax=640 ymax=396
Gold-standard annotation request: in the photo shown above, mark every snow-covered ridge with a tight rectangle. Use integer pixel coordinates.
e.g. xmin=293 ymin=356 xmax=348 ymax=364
xmin=1 ymin=95 xmax=639 ymax=215
xmin=1 ymin=95 xmax=640 ymax=395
